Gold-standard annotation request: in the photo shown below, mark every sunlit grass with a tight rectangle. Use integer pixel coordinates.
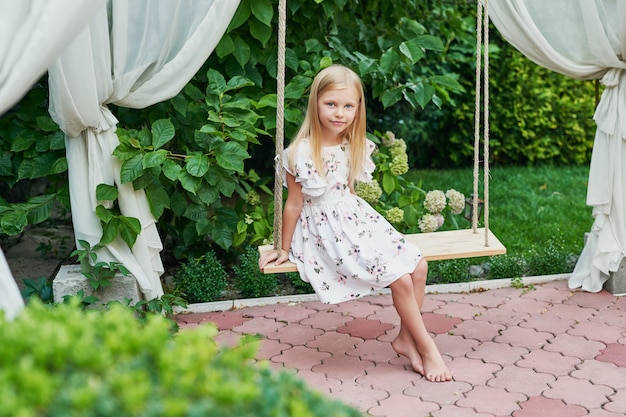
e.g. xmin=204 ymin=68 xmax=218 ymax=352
xmin=407 ymin=164 xmax=593 ymax=281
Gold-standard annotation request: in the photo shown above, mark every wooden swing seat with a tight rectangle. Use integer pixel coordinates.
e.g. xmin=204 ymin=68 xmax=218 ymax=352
xmin=259 ymin=227 xmax=506 ymax=274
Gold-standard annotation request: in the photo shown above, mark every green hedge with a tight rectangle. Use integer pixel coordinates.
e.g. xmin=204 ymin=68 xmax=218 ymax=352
xmin=0 ymin=301 xmax=362 ymax=417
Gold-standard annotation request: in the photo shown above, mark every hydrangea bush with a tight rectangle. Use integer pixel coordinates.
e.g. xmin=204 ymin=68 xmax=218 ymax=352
xmin=356 ymin=131 xmax=465 ymax=233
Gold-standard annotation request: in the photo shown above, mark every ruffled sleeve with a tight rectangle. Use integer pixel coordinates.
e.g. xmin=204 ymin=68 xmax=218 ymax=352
xmin=355 ymin=139 xmax=377 ymax=183
xmin=282 ymin=140 xmax=328 ymax=197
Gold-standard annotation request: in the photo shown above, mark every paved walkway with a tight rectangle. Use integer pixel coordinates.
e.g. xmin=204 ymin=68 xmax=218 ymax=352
xmin=176 ymin=279 xmax=626 ymax=417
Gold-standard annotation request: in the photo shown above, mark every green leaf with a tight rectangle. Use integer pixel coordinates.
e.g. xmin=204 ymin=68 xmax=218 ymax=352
xmin=143 ymin=149 xmax=168 ymax=169
xmin=25 ymin=194 xmax=55 ymax=225
xmin=145 ymin=184 xmax=169 ymax=219
xmin=232 ymin=36 xmax=251 ymax=68
xmin=162 ymin=159 xmax=182 ymax=181
xmin=184 ymin=203 xmax=208 ymax=221
xmin=381 ymin=88 xmax=402 ymax=109
xmin=35 ymin=116 xmax=59 ymax=132
xmin=96 ymin=205 xmax=114 ymax=223
xmin=100 ymin=218 xmax=119 ymax=245
xmin=197 ymin=183 xmax=219 ymax=205
xmin=250 ymin=18 xmax=272 ymax=47
xmin=151 ymin=119 xmax=175 ymax=150
xmin=0 ymin=210 xmax=27 ymax=235
xmin=215 ymin=142 xmax=249 ymax=172
xmin=215 ymin=33 xmax=235 ymax=58
xmin=119 ymin=216 xmax=141 ymax=248
xmin=207 ymin=69 xmax=227 ymax=94
xmin=382 ymin=172 xmax=397 ymax=194
xmin=185 ymin=152 xmax=210 ymax=177
xmin=208 ymin=221 xmax=233 ymax=250
xmin=96 ymin=184 xmax=118 ymax=201
xmin=11 ymin=135 xmax=36 ymax=152
xmin=120 ymin=154 xmax=144 ymax=184
xmin=414 ymin=34 xmax=444 ymax=51
xmin=225 ymin=76 xmax=255 ymax=93
xmin=178 ymin=170 xmax=201 ymax=194
xmin=379 ymin=48 xmax=398 ymax=73
xmin=399 ymin=39 xmax=425 ymax=64
xmin=227 ymin=0 xmax=250 ymax=31
xmin=250 ymin=0 xmax=273 ymax=26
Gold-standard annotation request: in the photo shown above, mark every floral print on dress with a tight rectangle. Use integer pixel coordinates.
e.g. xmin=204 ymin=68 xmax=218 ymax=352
xmin=282 ymin=138 xmax=422 ymax=304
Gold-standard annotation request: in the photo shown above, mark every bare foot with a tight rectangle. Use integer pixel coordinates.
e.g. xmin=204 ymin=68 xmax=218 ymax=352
xmin=392 ymin=334 xmax=424 ymax=375
xmin=419 ymin=339 xmax=452 ymax=382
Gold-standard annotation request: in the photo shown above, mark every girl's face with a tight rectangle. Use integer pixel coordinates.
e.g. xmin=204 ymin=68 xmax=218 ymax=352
xmin=316 ymin=85 xmax=359 ymax=143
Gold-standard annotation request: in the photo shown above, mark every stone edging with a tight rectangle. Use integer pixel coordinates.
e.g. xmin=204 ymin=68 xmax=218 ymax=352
xmin=175 ymin=273 xmax=572 ymax=314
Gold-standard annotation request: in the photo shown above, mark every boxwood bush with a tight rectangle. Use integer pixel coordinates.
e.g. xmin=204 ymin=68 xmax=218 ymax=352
xmin=0 ymin=300 xmax=362 ymax=417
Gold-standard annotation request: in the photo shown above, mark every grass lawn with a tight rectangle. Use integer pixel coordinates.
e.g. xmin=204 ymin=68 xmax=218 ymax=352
xmin=407 ymin=164 xmax=594 ymax=282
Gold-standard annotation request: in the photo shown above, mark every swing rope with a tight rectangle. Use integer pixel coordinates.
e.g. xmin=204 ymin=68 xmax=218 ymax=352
xmin=272 ymin=0 xmax=287 ymax=253
xmin=473 ymin=0 xmax=491 ymax=245
xmin=269 ymin=0 xmax=498 ymax=262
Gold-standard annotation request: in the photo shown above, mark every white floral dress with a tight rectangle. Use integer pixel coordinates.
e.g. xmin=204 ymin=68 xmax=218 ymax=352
xmin=283 ymin=138 xmax=422 ymax=304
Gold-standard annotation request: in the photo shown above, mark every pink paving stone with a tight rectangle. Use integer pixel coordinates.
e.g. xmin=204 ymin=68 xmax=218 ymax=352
xmin=569 ymin=321 xmax=626 ymax=344
xmin=547 ymin=303 xmax=598 ymax=321
xmin=516 ymin=349 xmax=582 ymax=376
xmin=175 ymin=312 xmax=211 ymax=324
xmin=312 ymin=353 xmax=375 ymax=379
xmin=461 ymin=290 xmax=506 ymax=308
xmin=604 ymin=389 xmax=626 ymax=414
xmin=362 ymin=293 xmax=395 ymax=307
xmin=176 ymin=322 xmax=201 ymax=331
xmin=455 ymin=385 xmax=526 ymax=416
xmin=572 ymin=360 xmax=626 ymax=389
xmin=211 ymin=330 xmax=243 ymax=348
xmin=300 ymin=310 xmax=353 ymax=331
xmin=367 ymin=305 xmax=401 ymax=325
xmin=449 ymin=318 xmax=504 ymax=341
xmin=512 ymin=396 xmax=587 ymax=417
xmin=432 ymin=333 xmax=479 ymax=358
xmin=421 ymin=296 xmax=447 ymax=313
xmin=356 ymin=362 xmax=420 ymax=392
xmin=188 ymin=311 xmax=249 ymax=330
xmin=270 ymin=345 xmax=331 ymax=370
xmin=523 ymin=285 xmax=571 ymax=304
xmin=422 ymin=312 xmax=462 ymax=334
xmin=294 ymin=369 xmax=342 ymax=395
xmin=543 ymin=333 xmax=606 ymax=360
xmin=329 ymin=299 xmax=382 ymax=317
xmin=474 ymin=307 xmax=530 ymax=326
xmin=488 ymin=366 xmax=554 ymax=396
xmin=446 ymin=356 xmax=501 ymax=386
xmin=466 ymin=340 xmax=529 ymax=366
xmin=306 ymin=331 xmax=362 ymax=354
xmin=431 ymin=405 xmax=495 ymax=417
xmin=328 ymin=380 xmax=388 ymax=411
xmin=405 ymin=380 xmax=473 ymax=404
xmin=432 ymin=300 xmax=487 ymax=320
xmin=428 ymin=292 xmax=469 ymax=304
xmin=590 ymin=307 xmax=626 ymax=326
xmin=564 ymin=289 xmax=616 ymax=309
xmin=337 ymin=317 xmax=394 ymax=340
xmin=586 ymin=409 xmax=626 ymax=417
xmin=368 ymin=393 xmax=439 ymax=417
xmin=266 ymin=322 xmax=324 ymax=345
xmin=596 ymin=343 xmax=626 ymax=367
xmin=262 ymin=303 xmax=313 ymax=322
xmin=388 ymin=352 xmax=415 ymax=372
xmin=255 ymin=338 xmax=291 ymax=361
xmin=345 ymin=339 xmax=396 ymax=364
xmin=497 ymin=297 xmax=551 ymax=314
xmin=232 ymin=316 xmax=286 ymax=336
xmin=494 ymin=325 xmax=553 ymax=349
xmin=544 ymin=375 xmax=614 ymax=409
xmin=519 ymin=314 xmax=576 ymax=335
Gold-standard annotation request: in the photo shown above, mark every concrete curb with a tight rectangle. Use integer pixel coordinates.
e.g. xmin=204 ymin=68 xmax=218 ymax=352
xmin=175 ymin=273 xmax=571 ymax=314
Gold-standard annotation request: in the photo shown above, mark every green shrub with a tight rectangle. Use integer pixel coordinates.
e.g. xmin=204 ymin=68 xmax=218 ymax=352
xmin=487 ymin=255 xmax=529 ymax=279
xmin=427 ymin=258 xmax=471 ymax=284
xmin=233 ymin=246 xmax=278 ymax=298
xmin=173 ymin=251 xmax=227 ymax=303
xmin=286 ymin=271 xmax=315 ymax=295
xmin=0 ymin=300 xmax=362 ymax=417
xmin=525 ymin=240 xmax=576 ymax=276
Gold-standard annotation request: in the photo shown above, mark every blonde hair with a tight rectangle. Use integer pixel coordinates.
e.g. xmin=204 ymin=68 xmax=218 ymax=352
xmin=287 ymin=64 xmax=367 ymax=186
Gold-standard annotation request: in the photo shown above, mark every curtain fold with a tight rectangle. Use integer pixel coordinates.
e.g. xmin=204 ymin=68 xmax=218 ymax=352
xmin=48 ymin=0 xmax=240 ymax=299
xmin=489 ymin=0 xmax=626 ymax=292
xmin=0 ymin=0 xmax=106 ymax=320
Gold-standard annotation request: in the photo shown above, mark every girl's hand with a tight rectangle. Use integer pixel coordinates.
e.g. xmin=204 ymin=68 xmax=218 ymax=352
xmin=258 ymin=249 xmax=290 ymax=270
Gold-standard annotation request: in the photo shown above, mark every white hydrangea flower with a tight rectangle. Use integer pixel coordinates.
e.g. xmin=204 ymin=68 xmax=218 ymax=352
xmin=445 ymin=189 xmax=465 ymax=215
xmin=385 ymin=207 xmax=405 ymax=225
xmin=424 ymin=190 xmax=446 ymax=214
xmin=418 ymin=213 xmax=439 ymax=233
xmin=355 ymin=179 xmax=383 ymax=204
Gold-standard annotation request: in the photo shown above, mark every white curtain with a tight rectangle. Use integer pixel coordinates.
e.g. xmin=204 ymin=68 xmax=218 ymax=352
xmin=48 ymin=0 xmax=240 ymax=300
xmin=489 ymin=0 xmax=626 ymax=292
xmin=0 ymin=0 xmax=106 ymax=320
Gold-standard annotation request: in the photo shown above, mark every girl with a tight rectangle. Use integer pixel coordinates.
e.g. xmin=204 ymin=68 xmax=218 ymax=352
xmin=259 ymin=65 xmax=452 ymax=382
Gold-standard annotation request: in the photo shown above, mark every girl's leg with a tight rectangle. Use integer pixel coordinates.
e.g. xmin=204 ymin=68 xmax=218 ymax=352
xmin=393 ymin=259 xmax=428 ymax=372
xmin=390 ymin=272 xmax=451 ymax=382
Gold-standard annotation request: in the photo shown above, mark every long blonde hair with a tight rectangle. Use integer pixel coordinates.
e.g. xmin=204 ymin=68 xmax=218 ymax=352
xmin=288 ymin=65 xmax=367 ymax=187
